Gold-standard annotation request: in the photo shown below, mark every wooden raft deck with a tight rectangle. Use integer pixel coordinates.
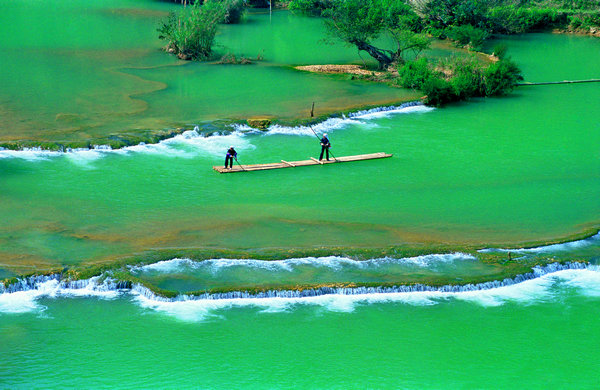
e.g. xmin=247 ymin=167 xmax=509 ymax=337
xmin=213 ymin=152 xmax=393 ymax=173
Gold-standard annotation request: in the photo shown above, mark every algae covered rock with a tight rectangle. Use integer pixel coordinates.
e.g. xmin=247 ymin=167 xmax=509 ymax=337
xmin=246 ymin=117 xmax=272 ymax=130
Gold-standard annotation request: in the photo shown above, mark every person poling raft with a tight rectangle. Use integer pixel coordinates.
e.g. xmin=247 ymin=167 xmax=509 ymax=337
xmin=307 ymin=126 xmax=337 ymax=162
xmin=213 ymin=120 xmax=390 ymax=173
xmin=319 ymin=133 xmax=331 ymax=161
xmin=224 ymin=146 xmax=237 ymax=169
xmin=213 ymin=152 xmax=392 ymax=173
xmin=224 ymin=146 xmax=245 ymax=171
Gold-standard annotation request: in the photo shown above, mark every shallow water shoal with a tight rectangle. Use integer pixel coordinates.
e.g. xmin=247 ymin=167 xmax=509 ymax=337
xmin=1 ymin=78 xmax=599 ymax=270
xmin=1 ymin=7 xmax=600 ymax=271
xmin=0 ymin=2 xmax=420 ymax=144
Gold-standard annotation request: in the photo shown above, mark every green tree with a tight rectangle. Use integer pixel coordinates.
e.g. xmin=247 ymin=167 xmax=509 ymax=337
xmin=323 ymin=0 xmax=430 ymax=69
xmin=289 ymin=0 xmax=336 ymax=15
xmin=446 ymin=24 xmax=490 ymax=50
xmin=423 ymin=0 xmax=489 ymax=29
xmin=484 ymin=58 xmax=523 ymax=95
xmin=397 ymin=55 xmax=523 ymax=106
xmin=397 ymin=57 xmax=436 ymax=89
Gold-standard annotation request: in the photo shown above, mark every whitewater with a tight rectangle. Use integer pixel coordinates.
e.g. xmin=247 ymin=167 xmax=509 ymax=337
xmin=2 ymin=261 xmax=597 ymax=322
xmin=0 ymin=102 xmax=432 ymax=162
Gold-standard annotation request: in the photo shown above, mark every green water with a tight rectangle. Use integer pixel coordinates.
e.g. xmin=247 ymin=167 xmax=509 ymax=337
xmin=2 ymin=1 xmax=600 ymax=386
xmin=2 ymin=272 xmax=600 ymax=388
xmin=0 ymin=1 xmax=420 ymax=143
xmin=487 ymin=33 xmax=600 ymax=82
xmin=0 ymin=5 xmax=597 ymax=273
xmin=2 ymin=76 xmax=599 ymax=270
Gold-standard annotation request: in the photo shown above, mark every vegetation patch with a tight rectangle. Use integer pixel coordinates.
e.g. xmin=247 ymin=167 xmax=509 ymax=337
xmin=158 ymin=0 xmax=246 ymax=61
xmin=290 ymin=0 xmax=600 ymax=57
xmin=397 ymin=55 xmax=523 ymax=106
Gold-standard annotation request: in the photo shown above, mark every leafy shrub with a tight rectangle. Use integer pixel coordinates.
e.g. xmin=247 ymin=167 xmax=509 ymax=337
xmin=492 ymin=44 xmax=508 ymax=59
xmin=217 ymin=0 xmax=245 ymax=23
xmin=569 ymin=12 xmax=600 ymax=29
xmin=569 ymin=15 xmax=584 ymax=29
xmin=487 ymin=6 xmax=565 ymax=34
xmin=423 ymin=0 xmax=489 ymax=29
xmin=484 ymin=58 xmax=524 ymax=96
xmin=416 ymin=0 xmax=599 ymax=43
xmin=288 ymin=0 xmax=336 ymax=15
xmin=245 ymin=0 xmax=271 ymax=7
xmin=397 ymin=55 xmax=523 ymax=106
xmin=158 ymin=0 xmax=244 ymax=61
xmin=422 ymin=77 xmax=457 ymax=106
xmin=397 ymin=57 xmax=436 ymax=89
xmin=426 ymin=27 xmax=447 ymax=39
xmin=448 ymin=57 xmax=485 ymax=99
xmin=446 ymin=24 xmax=490 ymax=50
xmin=561 ymin=0 xmax=600 ymax=10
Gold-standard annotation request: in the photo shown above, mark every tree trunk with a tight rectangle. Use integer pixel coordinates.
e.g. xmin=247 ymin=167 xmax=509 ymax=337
xmin=354 ymin=41 xmax=392 ymax=70
xmin=391 ymin=51 xmax=405 ymax=66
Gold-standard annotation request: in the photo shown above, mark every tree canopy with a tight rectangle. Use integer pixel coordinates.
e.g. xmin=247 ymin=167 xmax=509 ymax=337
xmin=322 ymin=0 xmax=431 ymax=69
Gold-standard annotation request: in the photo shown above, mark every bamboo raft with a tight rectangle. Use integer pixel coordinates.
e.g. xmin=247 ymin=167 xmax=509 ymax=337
xmin=213 ymin=152 xmax=392 ymax=173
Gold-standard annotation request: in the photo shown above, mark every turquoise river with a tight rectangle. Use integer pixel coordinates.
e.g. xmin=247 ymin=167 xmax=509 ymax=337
xmin=1 ymin=0 xmax=600 ymax=388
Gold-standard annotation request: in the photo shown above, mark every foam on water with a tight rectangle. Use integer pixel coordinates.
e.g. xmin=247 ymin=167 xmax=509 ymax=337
xmin=131 ymin=266 xmax=596 ymax=321
xmin=262 ymin=102 xmax=433 ymax=136
xmin=479 ymin=232 xmax=600 ymax=254
xmin=2 ymin=262 xmax=596 ymax=321
xmin=555 ymin=265 xmax=600 ymax=296
xmin=0 ymin=147 xmax=62 ymax=161
xmin=351 ymin=103 xmax=434 ymax=120
xmin=0 ymin=276 xmax=121 ymax=314
xmin=0 ymin=288 xmax=46 ymax=313
xmin=265 ymin=117 xmax=364 ymax=136
xmin=64 ymin=146 xmax=111 ymax=168
xmin=0 ymin=130 xmax=254 ymax=162
xmin=0 ymin=102 xmax=431 ymax=161
xmin=130 ymin=253 xmax=475 ymax=275
xmin=126 ymin=130 xmax=255 ymax=158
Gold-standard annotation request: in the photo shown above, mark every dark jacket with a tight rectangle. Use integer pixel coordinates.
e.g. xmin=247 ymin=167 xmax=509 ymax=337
xmin=226 ymin=148 xmax=237 ymax=157
xmin=320 ymin=137 xmax=330 ymax=147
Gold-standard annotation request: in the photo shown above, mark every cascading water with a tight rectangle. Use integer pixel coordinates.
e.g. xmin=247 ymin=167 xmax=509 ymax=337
xmin=0 ymin=261 xmax=589 ymax=301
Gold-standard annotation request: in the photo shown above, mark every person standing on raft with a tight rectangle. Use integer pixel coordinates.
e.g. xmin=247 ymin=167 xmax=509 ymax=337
xmin=225 ymin=146 xmax=237 ymax=169
xmin=319 ymin=133 xmax=331 ymax=161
